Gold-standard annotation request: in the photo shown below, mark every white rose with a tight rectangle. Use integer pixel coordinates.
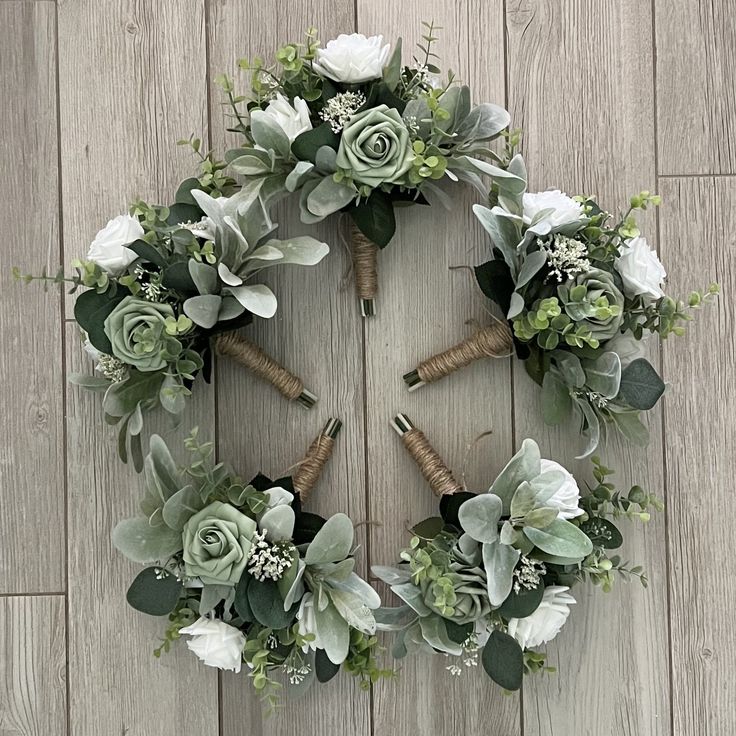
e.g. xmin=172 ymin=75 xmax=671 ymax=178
xmin=86 ymin=214 xmax=143 ymax=275
xmin=179 ymin=617 xmax=246 ymax=673
xmin=522 ymin=190 xmax=584 ymax=232
xmin=506 ymin=586 xmax=576 ymax=650
xmin=312 ymin=33 xmax=390 ymax=84
xmin=615 ymin=236 xmax=666 ymax=303
xmin=296 ymin=593 xmax=322 ymax=652
xmin=539 ymin=459 xmax=584 ymax=519
xmin=261 ymin=93 xmax=312 ymax=142
xmin=606 ymin=332 xmax=649 ymax=368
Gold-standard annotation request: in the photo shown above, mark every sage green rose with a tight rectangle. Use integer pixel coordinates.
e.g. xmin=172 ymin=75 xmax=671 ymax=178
xmin=336 ymin=104 xmax=414 ymax=187
xmin=557 ymin=268 xmax=624 ymax=341
xmin=182 ymin=501 xmax=257 ymax=585
xmin=104 ymin=296 xmax=175 ymax=372
xmin=420 ymin=566 xmax=491 ymax=624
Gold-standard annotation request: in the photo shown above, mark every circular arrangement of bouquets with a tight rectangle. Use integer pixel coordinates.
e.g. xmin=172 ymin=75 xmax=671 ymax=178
xmin=404 ymin=151 xmax=719 ymax=456
xmin=17 ymin=153 xmax=331 ymax=470
xmin=112 ymin=419 xmax=393 ymax=708
xmin=372 ymin=415 xmax=662 ymax=690
xmin=218 ymin=26 xmax=512 ymax=315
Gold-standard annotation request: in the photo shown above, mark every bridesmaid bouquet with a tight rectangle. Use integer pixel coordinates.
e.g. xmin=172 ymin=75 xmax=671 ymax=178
xmin=16 ymin=150 xmax=329 ymax=469
xmin=373 ymin=416 xmax=661 ymax=691
xmin=405 ymin=153 xmax=719 ymax=455
xmin=113 ymin=420 xmax=391 ymax=708
xmin=218 ymin=24 xmax=511 ymax=315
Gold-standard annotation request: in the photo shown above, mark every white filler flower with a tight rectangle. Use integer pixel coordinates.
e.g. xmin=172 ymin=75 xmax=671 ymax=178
xmin=522 ymin=190 xmax=584 ymax=231
xmin=261 ymin=93 xmax=312 ymax=142
xmin=539 ymin=459 xmax=584 ymax=519
xmin=312 ymin=33 xmax=390 ymax=83
xmin=179 ymin=617 xmax=246 ymax=673
xmin=86 ymin=214 xmax=143 ymax=275
xmin=615 ymin=235 xmax=667 ymax=303
xmin=506 ymin=586 xmax=576 ymax=650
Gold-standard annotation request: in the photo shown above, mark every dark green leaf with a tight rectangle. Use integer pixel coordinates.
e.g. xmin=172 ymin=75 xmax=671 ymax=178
xmin=175 ymin=177 xmax=201 ymax=205
xmin=315 ymin=648 xmax=341 ymax=683
xmin=579 ymin=517 xmax=623 ymax=549
xmin=350 ymin=190 xmax=395 ymax=248
xmin=291 ymin=123 xmax=340 ymax=164
xmin=496 ymin=583 xmax=545 ymax=619
xmin=618 ymin=358 xmax=665 ymax=410
xmin=167 ymin=203 xmax=203 ymax=227
xmin=445 ymin=620 xmax=473 ymax=645
xmin=439 ymin=491 xmax=476 ymax=528
xmin=128 ymin=240 xmax=167 ymax=269
xmin=247 ymin=578 xmax=299 ymax=628
xmin=161 ymin=262 xmax=197 ymax=294
xmin=73 ymin=289 xmax=126 ymax=354
xmin=234 ymin=572 xmax=254 ymax=622
xmin=382 ymin=37 xmax=403 ymax=92
xmin=126 ymin=567 xmax=182 ymax=616
xmin=474 ymin=259 xmax=515 ymax=314
xmin=481 ymin=630 xmax=524 ymax=691
xmin=293 ymin=511 xmax=327 ymax=545
xmin=363 ymin=80 xmax=407 ymax=114
xmin=410 ymin=516 xmax=445 ymax=539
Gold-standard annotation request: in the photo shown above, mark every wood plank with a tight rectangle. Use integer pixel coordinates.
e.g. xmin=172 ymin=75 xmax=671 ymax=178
xmin=205 ymin=2 xmax=372 ymax=734
xmin=655 ymin=0 xmax=736 ymax=175
xmin=505 ymin=2 xmax=670 ymax=734
xmin=0 ymin=1 xmax=65 ymax=595
xmin=660 ymin=176 xmax=736 ymax=735
xmin=357 ymin=2 xmax=519 ymax=734
xmin=0 ymin=595 xmax=67 ymax=735
xmin=58 ymin=2 xmax=218 ymax=733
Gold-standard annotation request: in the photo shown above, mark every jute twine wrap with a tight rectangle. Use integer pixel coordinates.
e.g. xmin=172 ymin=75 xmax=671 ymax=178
xmin=293 ymin=429 xmax=336 ymax=502
xmin=415 ymin=323 xmax=514 ymax=384
xmin=215 ymin=332 xmax=303 ymax=401
xmin=401 ymin=427 xmax=463 ymax=497
xmin=351 ymin=224 xmax=379 ymax=301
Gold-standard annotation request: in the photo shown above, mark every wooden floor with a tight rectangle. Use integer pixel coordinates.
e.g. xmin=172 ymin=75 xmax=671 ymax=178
xmin=1 ymin=1 xmax=734 ymax=734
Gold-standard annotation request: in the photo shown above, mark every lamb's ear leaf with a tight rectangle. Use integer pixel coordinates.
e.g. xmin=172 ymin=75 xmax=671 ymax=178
xmin=112 ymin=518 xmax=182 ymax=563
xmin=126 ymin=567 xmax=182 ymax=616
xmin=481 ymin=630 xmax=523 ymax=691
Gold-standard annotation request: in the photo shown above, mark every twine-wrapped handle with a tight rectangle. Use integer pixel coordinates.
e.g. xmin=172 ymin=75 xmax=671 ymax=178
xmin=391 ymin=414 xmax=462 ymax=496
xmin=351 ymin=223 xmax=379 ymax=318
xmin=215 ymin=332 xmax=317 ymax=408
xmin=403 ymin=322 xmax=514 ymax=391
xmin=293 ymin=418 xmax=342 ymax=501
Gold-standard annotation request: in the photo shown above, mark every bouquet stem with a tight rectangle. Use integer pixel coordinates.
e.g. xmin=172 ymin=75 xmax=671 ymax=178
xmin=293 ymin=418 xmax=342 ymax=500
xmin=403 ymin=322 xmax=514 ymax=391
xmin=390 ymin=414 xmax=462 ymax=496
xmin=215 ymin=332 xmax=317 ymax=408
xmin=351 ymin=224 xmax=378 ymax=317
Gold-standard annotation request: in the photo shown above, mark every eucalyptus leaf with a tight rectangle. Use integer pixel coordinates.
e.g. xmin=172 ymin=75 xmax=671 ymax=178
xmin=126 ymin=567 xmax=182 ymax=616
xmin=542 ymin=371 xmax=573 ymax=426
xmin=248 ymin=578 xmax=298 ymax=628
xmin=583 ymin=351 xmax=622 ymax=399
xmin=259 ymin=505 xmax=295 ymax=541
xmin=183 ymin=294 xmax=222 ymax=329
xmin=112 ymin=518 xmax=183 ymax=563
xmin=419 ymin=616 xmax=463 ymax=656
xmin=162 ymin=484 xmax=204 ymax=531
xmin=458 ymin=494 xmax=503 ymax=543
xmin=481 ymin=630 xmax=523 ymax=690
xmin=188 ymin=260 xmax=218 ymax=295
xmin=496 ymin=583 xmax=545 ymax=619
xmin=315 ymin=648 xmax=340 ymax=683
xmin=618 ymin=358 xmax=665 ymax=410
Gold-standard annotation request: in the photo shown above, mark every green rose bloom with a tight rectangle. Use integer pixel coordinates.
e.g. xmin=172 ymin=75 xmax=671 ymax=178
xmin=336 ymin=104 xmax=414 ymax=187
xmin=182 ymin=501 xmax=257 ymax=585
xmin=420 ymin=566 xmax=491 ymax=624
xmin=557 ymin=268 xmax=624 ymax=342
xmin=104 ymin=296 xmax=176 ymax=372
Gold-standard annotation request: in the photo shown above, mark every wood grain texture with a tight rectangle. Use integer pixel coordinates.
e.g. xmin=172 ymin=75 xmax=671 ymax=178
xmin=59 ymin=2 xmax=218 ymax=734
xmin=0 ymin=1 xmax=65 ymax=594
xmin=655 ymin=0 xmax=736 ymax=175
xmin=0 ymin=596 xmax=67 ymax=735
xmin=205 ymin=2 xmax=371 ymax=734
xmin=506 ymin=2 xmax=670 ymax=734
xmin=660 ymin=177 xmax=735 ymax=735
xmin=357 ymin=3 xmax=519 ymax=734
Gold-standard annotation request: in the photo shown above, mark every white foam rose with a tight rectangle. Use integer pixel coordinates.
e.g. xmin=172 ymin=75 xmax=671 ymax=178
xmin=261 ymin=93 xmax=312 ymax=142
xmin=522 ymin=190 xmax=584 ymax=232
xmin=506 ymin=586 xmax=576 ymax=650
xmin=86 ymin=214 xmax=143 ymax=275
xmin=615 ymin=235 xmax=666 ymax=303
xmin=312 ymin=33 xmax=390 ymax=83
xmin=179 ymin=617 xmax=246 ymax=673
xmin=539 ymin=459 xmax=584 ymax=519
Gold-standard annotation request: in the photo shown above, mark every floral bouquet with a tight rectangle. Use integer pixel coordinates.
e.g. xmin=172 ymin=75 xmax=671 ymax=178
xmin=113 ymin=419 xmax=391 ymax=708
xmin=218 ymin=24 xmax=511 ymax=315
xmin=16 ymin=148 xmax=330 ymax=469
xmin=373 ymin=415 xmax=661 ymax=690
xmin=403 ymin=153 xmax=718 ymax=455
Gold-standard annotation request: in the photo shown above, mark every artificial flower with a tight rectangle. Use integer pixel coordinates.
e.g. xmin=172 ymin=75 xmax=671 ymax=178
xmin=557 ymin=268 xmax=625 ymax=341
xmin=179 ymin=617 xmax=246 ymax=673
xmin=506 ymin=585 xmax=576 ymax=650
xmin=86 ymin=213 xmax=143 ymax=275
xmin=539 ymin=459 xmax=584 ymax=519
xmin=615 ymin=235 xmax=667 ymax=302
xmin=296 ymin=592 xmax=322 ymax=651
xmin=522 ymin=190 xmax=584 ymax=231
xmin=312 ymin=33 xmax=390 ymax=83
xmin=260 ymin=93 xmax=312 ymax=142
